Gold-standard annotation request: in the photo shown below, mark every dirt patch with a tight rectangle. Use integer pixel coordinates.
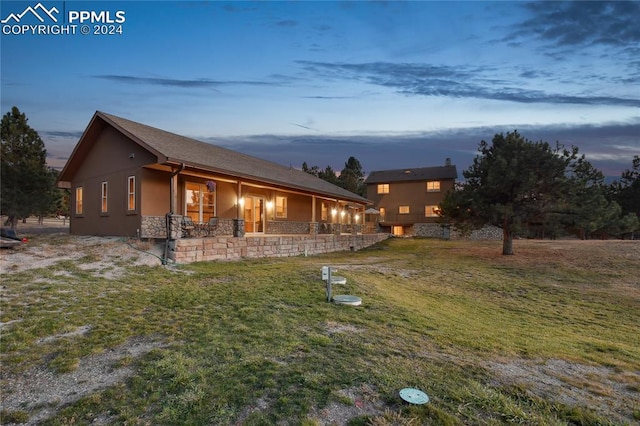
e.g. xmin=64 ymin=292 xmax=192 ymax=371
xmin=1 ymin=336 xmax=167 ymax=425
xmin=308 ymin=384 xmax=386 ymax=426
xmin=487 ymin=357 xmax=639 ymax=424
xmin=0 ymin=234 xmax=165 ymax=278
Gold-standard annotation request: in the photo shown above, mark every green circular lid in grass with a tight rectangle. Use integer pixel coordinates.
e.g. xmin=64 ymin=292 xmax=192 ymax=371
xmin=332 ymin=295 xmax=362 ymax=306
xmin=399 ymin=388 xmax=429 ymax=404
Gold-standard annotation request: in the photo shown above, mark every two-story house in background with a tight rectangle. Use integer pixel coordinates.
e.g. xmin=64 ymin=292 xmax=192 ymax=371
xmin=365 ymin=160 xmax=457 ymax=237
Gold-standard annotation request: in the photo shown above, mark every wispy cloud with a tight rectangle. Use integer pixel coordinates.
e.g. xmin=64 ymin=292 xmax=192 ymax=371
xmin=92 ymin=75 xmax=284 ymax=89
xmin=504 ymin=1 xmax=640 ymax=68
xmin=203 ymin=120 xmax=639 ymax=177
xmin=296 ymin=61 xmax=640 ymax=107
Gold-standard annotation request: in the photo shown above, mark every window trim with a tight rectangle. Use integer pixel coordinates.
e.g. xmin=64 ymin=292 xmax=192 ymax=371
xmin=377 ymin=183 xmax=389 ymax=194
xmin=75 ymin=186 xmax=83 ymax=216
xmin=101 ymin=181 xmax=108 ymax=214
xmin=275 ymin=195 xmax=287 ymax=218
xmin=425 ymin=205 xmax=439 ymax=217
xmin=184 ymin=181 xmax=216 ymax=222
xmin=127 ymin=176 xmax=136 ymax=212
xmin=426 ymin=181 xmax=441 ymax=192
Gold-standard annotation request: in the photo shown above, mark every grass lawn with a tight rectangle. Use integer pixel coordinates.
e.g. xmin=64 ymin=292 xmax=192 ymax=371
xmin=1 ymin=236 xmax=639 ymax=425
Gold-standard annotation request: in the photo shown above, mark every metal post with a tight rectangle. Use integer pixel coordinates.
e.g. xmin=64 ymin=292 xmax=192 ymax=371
xmin=327 ymin=267 xmax=332 ymax=302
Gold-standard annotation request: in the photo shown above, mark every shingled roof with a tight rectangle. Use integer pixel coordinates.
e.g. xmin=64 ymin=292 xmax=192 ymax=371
xmin=59 ymin=111 xmax=370 ymax=204
xmin=365 ymin=165 xmax=458 ymax=184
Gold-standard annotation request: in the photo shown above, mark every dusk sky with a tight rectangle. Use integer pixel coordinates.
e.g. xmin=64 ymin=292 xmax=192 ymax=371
xmin=1 ymin=1 xmax=639 ymax=178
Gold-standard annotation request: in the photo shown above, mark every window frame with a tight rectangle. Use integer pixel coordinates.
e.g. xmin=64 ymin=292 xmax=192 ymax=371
xmin=377 ymin=183 xmax=390 ymax=194
xmin=185 ymin=181 xmax=216 ymax=222
xmin=426 ymin=181 xmax=441 ymax=192
xmin=101 ymin=181 xmax=108 ymax=214
xmin=127 ymin=176 xmax=136 ymax=212
xmin=275 ymin=195 xmax=287 ymax=218
xmin=425 ymin=205 xmax=440 ymax=217
xmin=399 ymin=205 xmax=410 ymax=214
xmin=75 ymin=186 xmax=83 ymax=216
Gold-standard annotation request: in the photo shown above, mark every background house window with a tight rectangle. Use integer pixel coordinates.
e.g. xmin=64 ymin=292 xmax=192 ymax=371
xmin=425 ymin=205 xmax=439 ymax=217
xmin=399 ymin=205 xmax=410 ymax=214
xmin=101 ymin=182 xmax=108 ymax=213
xmin=185 ymin=182 xmax=216 ymax=222
xmin=321 ymin=202 xmax=328 ymax=221
xmin=75 ymin=187 xmax=83 ymax=215
xmin=379 ymin=207 xmax=386 ymax=220
xmin=377 ymin=183 xmax=389 ymax=194
xmin=276 ymin=196 xmax=287 ymax=218
xmin=427 ymin=181 xmax=441 ymax=192
xmin=127 ymin=176 xmax=136 ymax=211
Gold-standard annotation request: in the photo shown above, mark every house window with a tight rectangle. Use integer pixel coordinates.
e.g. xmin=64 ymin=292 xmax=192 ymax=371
xmin=377 ymin=184 xmax=389 ymax=194
xmin=75 ymin=187 xmax=83 ymax=215
xmin=379 ymin=207 xmax=386 ymax=220
xmin=276 ymin=196 xmax=287 ymax=218
xmin=425 ymin=205 xmax=440 ymax=217
xmin=185 ymin=182 xmax=216 ymax=222
xmin=101 ymin=182 xmax=108 ymax=213
xmin=127 ymin=176 xmax=136 ymax=211
xmin=399 ymin=206 xmax=410 ymax=214
xmin=427 ymin=181 xmax=441 ymax=192
xmin=321 ymin=202 xmax=328 ymax=221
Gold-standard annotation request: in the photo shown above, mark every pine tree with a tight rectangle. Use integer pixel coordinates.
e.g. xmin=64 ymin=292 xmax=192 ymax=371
xmin=1 ymin=107 xmax=51 ymax=229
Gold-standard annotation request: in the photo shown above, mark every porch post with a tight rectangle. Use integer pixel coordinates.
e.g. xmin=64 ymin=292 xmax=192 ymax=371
xmin=234 ymin=181 xmax=245 ymax=237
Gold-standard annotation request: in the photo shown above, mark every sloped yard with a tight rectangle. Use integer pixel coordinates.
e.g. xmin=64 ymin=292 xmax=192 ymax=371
xmin=1 ymin=233 xmax=638 ymax=425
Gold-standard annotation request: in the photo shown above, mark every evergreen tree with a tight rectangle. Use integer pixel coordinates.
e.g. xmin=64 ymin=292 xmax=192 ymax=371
xmin=565 ymin=155 xmax=620 ymax=239
xmin=337 ymin=156 xmax=365 ymax=196
xmin=1 ymin=107 xmax=51 ymax=229
xmin=439 ymin=131 xmax=577 ymax=255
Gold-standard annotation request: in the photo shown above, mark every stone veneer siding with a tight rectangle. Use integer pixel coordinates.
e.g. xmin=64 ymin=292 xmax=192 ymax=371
xmin=266 ymin=221 xmax=312 ymax=234
xmin=169 ymin=233 xmax=389 ymax=263
xmin=412 ymin=223 xmax=502 ymax=240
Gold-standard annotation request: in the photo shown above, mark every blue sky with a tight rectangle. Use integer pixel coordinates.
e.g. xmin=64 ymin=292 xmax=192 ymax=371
xmin=1 ymin=1 xmax=639 ymax=178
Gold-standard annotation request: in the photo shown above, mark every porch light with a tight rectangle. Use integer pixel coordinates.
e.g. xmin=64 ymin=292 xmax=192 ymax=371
xmin=340 ymin=210 xmax=346 ymax=218
xmin=266 ymin=200 xmax=273 ymax=210
xmin=238 ymin=197 xmax=245 ymax=207
xmin=354 ymin=214 xmax=360 ymax=223
xmin=331 ymin=208 xmax=337 ymax=216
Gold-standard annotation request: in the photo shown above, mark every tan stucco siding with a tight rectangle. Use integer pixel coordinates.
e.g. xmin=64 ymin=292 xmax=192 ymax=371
xmin=141 ymin=168 xmax=171 ymax=216
xmin=366 ymin=179 xmax=454 ymax=224
xmin=70 ymin=126 xmax=157 ymax=237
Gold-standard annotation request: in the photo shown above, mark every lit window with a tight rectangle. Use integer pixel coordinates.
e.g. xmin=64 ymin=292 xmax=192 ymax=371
xmin=127 ymin=176 xmax=136 ymax=211
xmin=100 ymin=182 xmax=108 ymax=213
xmin=399 ymin=206 xmax=410 ymax=214
xmin=276 ymin=196 xmax=287 ymax=218
xmin=427 ymin=181 xmax=441 ymax=192
xmin=75 ymin=187 xmax=83 ymax=215
xmin=425 ymin=205 xmax=440 ymax=217
xmin=185 ymin=182 xmax=216 ymax=222
xmin=379 ymin=207 xmax=386 ymax=219
xmin=377 ymin=183 xmax=389 ymax=194
xmin=321 ymin=202 xmax=328 ymax=221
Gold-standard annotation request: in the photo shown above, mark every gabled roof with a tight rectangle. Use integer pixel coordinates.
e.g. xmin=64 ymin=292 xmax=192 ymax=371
xmin=58 ymin=111 xmax=370 ymax=204
xmin=365 ymin=165 xmax=458 ymax=184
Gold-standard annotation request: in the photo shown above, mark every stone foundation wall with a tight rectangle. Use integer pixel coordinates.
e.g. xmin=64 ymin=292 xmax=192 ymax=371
xmin=412 ymin=223 xmax=502 ymax=240
xmin=141 ymin=216 xmax=168 ymax=239
xmin=169 ymin=233 xmax=390 ymax=263
xmin=266 ymin=221 xmax=311 ymax=234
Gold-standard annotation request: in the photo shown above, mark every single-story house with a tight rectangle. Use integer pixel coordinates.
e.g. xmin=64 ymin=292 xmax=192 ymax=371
xmin=57 ymin=112 xmax=388 ymax=262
